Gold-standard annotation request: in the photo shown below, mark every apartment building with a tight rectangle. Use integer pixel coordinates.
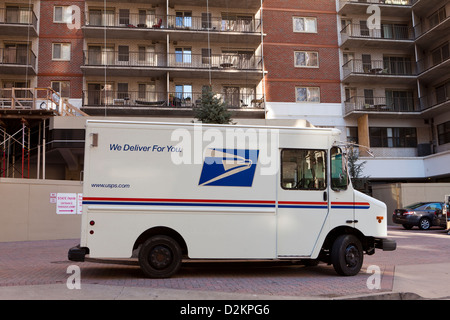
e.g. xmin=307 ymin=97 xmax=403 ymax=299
xmin=337 ymin=0 xmax=450 ymax=182
xmin=263 ymin=0 xmax=343 ymax=128
xmin=1 ymin=0 xmax=449 ymax=184
xmin=80 ymin=0 xmax=265 ymax=119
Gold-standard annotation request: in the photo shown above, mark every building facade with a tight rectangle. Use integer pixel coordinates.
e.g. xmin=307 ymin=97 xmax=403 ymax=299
xmin=0 ymin=0 xmax=449 ymax=183
xmin=337 ymin=0 xmax=450 ymax=182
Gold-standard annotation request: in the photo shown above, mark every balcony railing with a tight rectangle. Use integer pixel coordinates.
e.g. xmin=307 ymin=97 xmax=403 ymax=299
xmin=413 ymin=16 xmax=450 ymax=39
xmin=82 ymin=90 xmax=264 ymax=109
xmin=83 ymin=51 xmax=263 ymax=71
xmin=166 ymin=15 xmax=261 ymax=33
xmin=84 ymin=12 xmax=261 ymax=33
xmin=417 ymin=54 xmax=450 ymax=74
xmin=0 ymin=47 xmax=36 ymax=68
xmin=419 ymin=94 xmax=450 ymax=111
xmin=341 ymin=23 xmax=414 ymax=40
xmin=0 ymin=7 xmax=38 ymax=30
xmin=345 ymin=96 xmax=418 ymax=114
xmin=167 ymin=53 xmax=263 ymax=70
xmin=342 ymin=59 xmax=416 ymax=77
xmin=340 ymin=0 xmax=411 ymax=7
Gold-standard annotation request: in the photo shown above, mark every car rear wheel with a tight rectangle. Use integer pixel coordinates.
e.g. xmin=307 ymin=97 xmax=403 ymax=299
xmin=138 ymin=235 xmax=182 ymax=278
xmin=418 ymin=217 xmax=431 ymax=230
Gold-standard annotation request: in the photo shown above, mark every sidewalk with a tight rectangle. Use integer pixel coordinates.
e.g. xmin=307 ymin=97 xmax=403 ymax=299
xmin=0 ymin=261 xmax=449 ymax=300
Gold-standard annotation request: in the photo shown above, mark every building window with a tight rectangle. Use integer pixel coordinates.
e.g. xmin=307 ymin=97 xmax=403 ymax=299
xmin=431 ymin=42 xmax=449 ymax=66
xmin=347 ymin=127 xmax=359 ymax=144
xmin=175 ymin=47 xmax=192 ymax=64
xmin=293 ymin=17 xmax=317 ymax=33
xmin=435 ymin=80 xmax=450 ymax=104
xmin=428 ymin=6 xmax=446 ymax=29
xmin=54 ymin=6 xmax=72 ymax=23
xmin=437 ymin=121 xmax=450 ymax=145
xmin=294 ymin=51 xmax=319 ymax=68
xmin=51 ymin=81 xmax=70 ymax=97
xmin=118 ymin=46 xmax=129 ymax=62
xmin=52 ymin=43 xmax=71 ymax=61
xmin=369 ymin=127 xmax=417 ymax=148
xmin=295 ymin=87 xmax=320 ymax=103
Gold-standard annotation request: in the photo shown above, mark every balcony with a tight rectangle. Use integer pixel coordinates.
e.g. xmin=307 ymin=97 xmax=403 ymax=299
xmin=414 ymin=15 xmax=450 ymax=47
xmin=342 ymin=59 xmax=416 ymax=84
xmin=416 ymin=52 xmax=450 ymax=82
xmin=344 ymin=95 xmax=420 ymax=117
xmin=82 ymin=50 xmax=263 ymax=80
xmin=0 ymin=7 xmax=38 ymax=37
xmin=339 ymin=0 xmax=412 ymax=16
xmin=81 ymin=90 xmax=265 ymax=118
xmin=0 ymin=47 xmax=36 ymax=75
xmin=419 ymin=94 xmax=450 ymax=117
xmin=340 ymin=23 xmax=414 ymax=49
xmin=101 ymin=0 xmax=262 ymax=10
xmin=82 ymin=12 xmax=262 ymax=44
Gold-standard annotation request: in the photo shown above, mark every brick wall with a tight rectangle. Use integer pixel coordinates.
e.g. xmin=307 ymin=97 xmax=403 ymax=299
xmin=37 ymin=0 xmax=85 ymax=99
xmin=262 ymin=0 xmax=341 ymax=103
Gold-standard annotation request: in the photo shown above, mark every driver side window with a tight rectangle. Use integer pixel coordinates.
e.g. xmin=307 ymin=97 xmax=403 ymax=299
xmin=331 ymin=147 xmax=348 ymax=191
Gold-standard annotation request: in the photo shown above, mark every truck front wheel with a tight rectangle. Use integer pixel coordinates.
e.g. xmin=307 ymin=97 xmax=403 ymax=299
xmin=139 ymin=235 xmax=182 ymax=278
xmin=331 ymin=234 xmax=363 ymax=276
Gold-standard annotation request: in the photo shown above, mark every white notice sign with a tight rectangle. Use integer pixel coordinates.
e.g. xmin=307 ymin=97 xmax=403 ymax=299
xmin=56 ymin=193 xmax=77 ymax=214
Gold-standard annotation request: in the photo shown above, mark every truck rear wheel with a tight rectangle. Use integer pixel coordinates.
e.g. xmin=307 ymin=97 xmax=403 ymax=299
xmin=138 ymin=235 xmax=182 ymax=278
xmin=331 ymin=234 xmax=363 ymax=276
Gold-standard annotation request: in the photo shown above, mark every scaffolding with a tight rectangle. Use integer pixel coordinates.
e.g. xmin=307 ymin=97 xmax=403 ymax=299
xmin=0 ymin=87 xmax=88 ymax=179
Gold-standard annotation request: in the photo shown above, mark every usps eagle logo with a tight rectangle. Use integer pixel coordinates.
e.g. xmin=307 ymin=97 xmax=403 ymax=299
xmin=199 ymin=149 xmax=259 ymax=187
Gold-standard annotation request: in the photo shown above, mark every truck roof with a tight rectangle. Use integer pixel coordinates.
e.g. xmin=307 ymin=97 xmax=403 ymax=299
xmin=85 ymin=120 xmax=342 ymax=135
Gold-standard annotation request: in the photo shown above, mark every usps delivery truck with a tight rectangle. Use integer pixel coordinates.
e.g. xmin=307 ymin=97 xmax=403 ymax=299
xmin=68 ymin=120 xmax=396 ymax=277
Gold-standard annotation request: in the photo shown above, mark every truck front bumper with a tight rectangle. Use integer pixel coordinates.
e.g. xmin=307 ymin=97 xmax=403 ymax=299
xmin=68 ymin=245 xmax=88 ymax=262
xmin=375 ymin=238 xmax=397 ymax=251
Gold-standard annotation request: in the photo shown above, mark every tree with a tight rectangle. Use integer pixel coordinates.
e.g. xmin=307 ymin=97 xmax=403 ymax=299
xmin=347 ymin=145 xmax=369 ymax=193
xmin=193 ymin=87 xmax=233 ymax=124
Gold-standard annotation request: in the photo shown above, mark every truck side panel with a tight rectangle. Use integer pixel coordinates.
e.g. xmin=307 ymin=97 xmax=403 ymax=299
xmin=82 ymin=122 xmax=278 ymax=259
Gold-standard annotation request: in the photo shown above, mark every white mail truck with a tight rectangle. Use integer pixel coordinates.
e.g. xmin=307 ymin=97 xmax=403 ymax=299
xmin=69 ymin=120 xmax=396 ymax=277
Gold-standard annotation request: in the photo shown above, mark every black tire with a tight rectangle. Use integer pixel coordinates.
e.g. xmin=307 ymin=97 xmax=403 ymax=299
xmin=402 ymin=224 xmax=413 ymax=230
xmin=138 ymin=235 xmax=182 ymax=278
xmin=331 ymin=234 xmax=363 ymax=276
xmin=418 ymin=217 xmax=431 ymax=230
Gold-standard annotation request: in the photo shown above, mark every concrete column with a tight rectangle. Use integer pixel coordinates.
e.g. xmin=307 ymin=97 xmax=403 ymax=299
xmin=357 ymin=114 xmax=370 ymax=156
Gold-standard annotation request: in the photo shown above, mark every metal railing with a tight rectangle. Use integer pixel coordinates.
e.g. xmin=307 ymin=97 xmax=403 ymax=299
xmin=83 ymin=50 xmax=263 ymax=71
xmin=413 ymin=16 xmax=449 ymax=38
xmin=342 ymin=59 xmax=416 ymax=77
xmin=167 ymin=53 xmax=263 ymax=70
xmin=0 ymin=7 xmax=38 ymax=30
xmin=419 ymin=94 xmax=450 ymax=111
xmin=166 ymin=14 xmax=261 ymax=33
xmin=84 ymin=12 xmax=261 ymax=33
xmin=341 ymin=23 xmax=414 ymax=40
xmin=339 ymin=0 xmax=411 ymax=8
xmin=417 ymin=54 xmax=450 ymax=74
xmin=344 ymin=96 xmax=418 ymax=113
xmin=0 ymin=47 xmax=36 ymax=68
xmin=82 ymin=90 xmax=264 ymax=109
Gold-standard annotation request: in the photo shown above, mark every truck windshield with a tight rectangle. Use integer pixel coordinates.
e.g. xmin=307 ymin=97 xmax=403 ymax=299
xmin=331 ymin=147 xmax=348 ymax=191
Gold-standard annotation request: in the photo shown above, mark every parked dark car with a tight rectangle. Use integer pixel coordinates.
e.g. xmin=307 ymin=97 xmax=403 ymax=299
xmin=393 ymin=202 xmax=448 ymax=230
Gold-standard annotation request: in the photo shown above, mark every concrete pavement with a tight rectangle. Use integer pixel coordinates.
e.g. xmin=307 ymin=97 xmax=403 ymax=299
xmin=0 ymin=226 xmax=449 ymax=300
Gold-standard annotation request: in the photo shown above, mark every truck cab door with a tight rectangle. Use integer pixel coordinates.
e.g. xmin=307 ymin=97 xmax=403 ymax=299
xmin=329 ymin=147 xmax=356 ymax=227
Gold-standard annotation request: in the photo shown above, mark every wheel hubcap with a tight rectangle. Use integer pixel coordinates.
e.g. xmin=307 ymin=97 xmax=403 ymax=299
xmin=345 ymin=245 xmax=359 ymax=268
xmin=421 ymin=220 xmax=430 ymax=229
xmin=149 ymin=245 xmax=172 ymax=270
